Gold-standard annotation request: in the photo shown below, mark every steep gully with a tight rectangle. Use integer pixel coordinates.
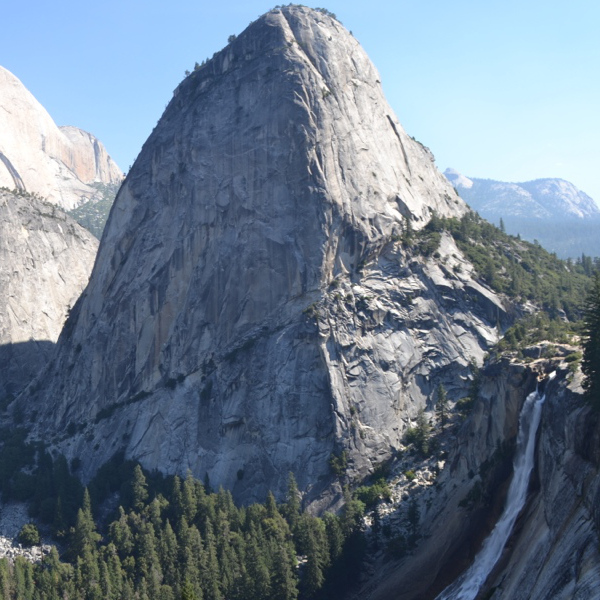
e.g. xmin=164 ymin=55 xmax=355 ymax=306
xmin=437 ymin=372 xmax=556 ymax=600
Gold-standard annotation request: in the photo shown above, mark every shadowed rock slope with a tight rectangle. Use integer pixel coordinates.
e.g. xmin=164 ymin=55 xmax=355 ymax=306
xmin=27 ymin=6 xmax=508 ymax=506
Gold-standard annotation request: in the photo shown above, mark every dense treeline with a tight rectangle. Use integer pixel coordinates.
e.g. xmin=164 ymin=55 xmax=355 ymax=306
xmin=0 ymin=460 xmax=366 ymax=600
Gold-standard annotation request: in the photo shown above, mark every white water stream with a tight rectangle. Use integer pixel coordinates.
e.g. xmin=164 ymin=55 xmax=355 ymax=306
xmin=436 ymin=372 xmax=556 ymax=600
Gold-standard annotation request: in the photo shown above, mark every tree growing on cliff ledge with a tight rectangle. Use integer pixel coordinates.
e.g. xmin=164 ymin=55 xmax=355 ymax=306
xmin=582 ymin=273 xmax=600 ymax=409
xmin=435 ymin=384 xmax=449 ymax=429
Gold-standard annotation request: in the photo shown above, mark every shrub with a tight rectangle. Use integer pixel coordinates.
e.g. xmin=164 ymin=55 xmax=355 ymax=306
xmin=18 ymin=523 xmax=40 ymax=546
xmin=404 ymin=470 xmax=416 ymax=481
xmin=455 ymin=397 xmax=475 ymax=415
xmin=354 ymin=480 xmax=391 ymax=507
xmin=329 ymin=450 xmax=348 ymax=477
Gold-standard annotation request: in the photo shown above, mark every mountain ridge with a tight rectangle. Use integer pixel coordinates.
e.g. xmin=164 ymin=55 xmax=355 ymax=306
xmin=0 ymin=188 xmax=98 ymax=401
xmin=444 ymin=168 xmax=600 ymax=257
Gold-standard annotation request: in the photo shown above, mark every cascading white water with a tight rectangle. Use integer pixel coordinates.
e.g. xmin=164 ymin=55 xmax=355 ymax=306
xmin=436 ymin=372 xmax=556 ymax=600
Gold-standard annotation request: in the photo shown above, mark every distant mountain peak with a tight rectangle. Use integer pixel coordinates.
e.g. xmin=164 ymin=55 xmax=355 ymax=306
xmin=443 ymin=168 xmax=473 ymax=189
xmin=0 ymin=65 xmax=122 ymax=210
xmin=444 ymin=170 xmax=600 ymax=257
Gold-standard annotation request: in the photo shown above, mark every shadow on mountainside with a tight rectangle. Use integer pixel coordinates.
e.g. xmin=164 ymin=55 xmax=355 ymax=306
xmin=0 ymin=340 xmax=56 ymax=407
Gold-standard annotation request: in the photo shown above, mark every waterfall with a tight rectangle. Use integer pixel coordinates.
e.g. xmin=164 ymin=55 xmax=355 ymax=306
xmin=436 ymin=372 xmax=556 ymax=600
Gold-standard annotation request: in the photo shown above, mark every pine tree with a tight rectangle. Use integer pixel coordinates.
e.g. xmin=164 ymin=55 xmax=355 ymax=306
xmin=137 ymin=520 xmax=163 ymax=586
xmin=160 ymin=520 xmax=179 ymax=589
xmin=109 ymin=506 xmax=134 ymax=559
xmin=270 ymin=540 xmax=298 ymax=600
xmin=200 ymin=520 xmax=223 ymax=600
xmin=323 ymin=513 xmax=343 ymax=562
xmin=214 ymin=510 xmax=240 ymax=597
xmin=283 ymin=473 xmax=301 ymax=531
xmin=243 ymin=527 xmax=271 ymax=600
xmin=103 ymin=543 xmax=125 ymax=599
xmin=131 ymin=465 xmax=149 ymax=512
xmin=181 ymin=579 xmax=202 ymax=600
xmin=182 ymin=471 xmax=199 ymax=523
xmin=13 ymin=556 xmax=34 ymax=600
xmin=0 ymin=559 xmax=10 ymax=600
xmin=179 ymin=520 xmax=202 ymax=596
xmin=295 ymin=514 xmax=331 ymax=598
xmin=435 ymin=384 xmax=449 ymax=429
xmin=170 ymin=475 xmax=184 ymax=523
xmin=406 ymin=409 xmax=432 ymax=456
xmin=72 ymin=489 xmax=101 ymax=558
xmin=75 ymin=544 xmax=101 ymax=598
xmin=582 ymin=273 xmax=600 ymax=408
xmin=265 ymin=491 xmax=278 ymax=519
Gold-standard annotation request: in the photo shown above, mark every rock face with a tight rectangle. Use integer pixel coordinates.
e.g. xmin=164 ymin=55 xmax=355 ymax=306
xmin=0 ymin=189 xmax=98 ymax=399
xmin=0 ymin=66 xmax=122 ymax=210
xmin=444 ymin=169 xmax=600 ymax=258
xmin=29 ymin=6 xmax=507 ymax=505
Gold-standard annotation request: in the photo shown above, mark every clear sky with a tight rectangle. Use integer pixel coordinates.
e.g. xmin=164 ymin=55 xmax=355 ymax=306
xmin=3 ymin=1 xmax=599 ymax=203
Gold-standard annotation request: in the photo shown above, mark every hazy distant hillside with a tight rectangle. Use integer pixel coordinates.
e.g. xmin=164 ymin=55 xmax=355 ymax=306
xmin=444 ymin=169 xmax=600 ymax=258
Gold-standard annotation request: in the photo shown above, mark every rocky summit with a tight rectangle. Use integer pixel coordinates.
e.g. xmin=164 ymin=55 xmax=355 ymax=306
xmin=28 ymin=6 xmax=508 ymax=506
xmin=0 ymin=66 xmax=122 ymax=210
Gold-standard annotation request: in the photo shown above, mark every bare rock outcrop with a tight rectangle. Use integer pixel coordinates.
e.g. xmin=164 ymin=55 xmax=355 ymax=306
xmin=28 ymin=7 xmax=507 ymax=505
xmin=0 ymin=189 xmax=98 ymax=399
xmin=0 ymin=66 xmax=122 ymax=210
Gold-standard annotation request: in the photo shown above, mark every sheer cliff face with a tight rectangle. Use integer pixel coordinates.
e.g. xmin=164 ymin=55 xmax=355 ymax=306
xmin=0 ymin=189 xmax=98 ymax=399
xmin=31 ymin=7 xmax=504 ymax=503
xmin=0 ymin=66 xmax=122 ymax=210
xmin=485 ymin=371 xmax=600 ymax=599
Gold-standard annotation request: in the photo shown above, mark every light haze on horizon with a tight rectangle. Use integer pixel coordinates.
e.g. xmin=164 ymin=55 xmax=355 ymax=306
xmin=2 ymin=0 xmax=599 ymax=205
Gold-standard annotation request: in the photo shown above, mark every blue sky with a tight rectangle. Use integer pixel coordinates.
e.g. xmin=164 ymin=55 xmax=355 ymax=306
xmin=3 ymin=1 xmax=599 ymax=203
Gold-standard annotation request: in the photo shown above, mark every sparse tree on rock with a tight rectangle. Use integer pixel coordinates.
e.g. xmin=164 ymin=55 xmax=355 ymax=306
xmin=435 ymin=384 xmax=449 ymax=429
